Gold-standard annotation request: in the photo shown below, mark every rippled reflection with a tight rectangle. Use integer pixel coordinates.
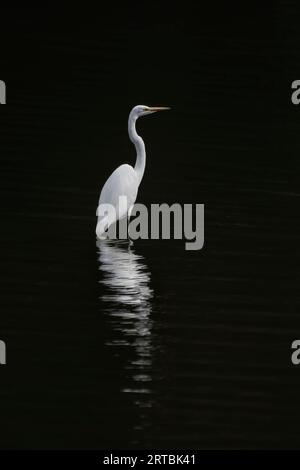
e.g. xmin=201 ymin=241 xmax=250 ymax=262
xmin=96 ymin=239 xmax=154 ymax=410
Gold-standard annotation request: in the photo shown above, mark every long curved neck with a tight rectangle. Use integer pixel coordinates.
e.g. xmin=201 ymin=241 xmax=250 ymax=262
xmin=128 ymin=112 xmax=146 ymax=185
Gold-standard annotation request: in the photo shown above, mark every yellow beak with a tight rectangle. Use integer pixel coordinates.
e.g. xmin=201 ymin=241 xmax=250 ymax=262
xmin=148 ymin=106 xmax=171 ymax=112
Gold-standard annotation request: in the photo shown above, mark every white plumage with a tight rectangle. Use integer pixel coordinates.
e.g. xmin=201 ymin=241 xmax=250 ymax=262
xmin=96 ymin=104 xmax=170 ymax=238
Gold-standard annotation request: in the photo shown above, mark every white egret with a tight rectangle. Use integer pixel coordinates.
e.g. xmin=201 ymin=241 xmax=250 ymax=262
xmin=96 ymin=105 xmax=170 ymax=239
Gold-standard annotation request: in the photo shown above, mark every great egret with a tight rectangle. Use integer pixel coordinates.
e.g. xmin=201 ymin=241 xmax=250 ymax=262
xmin=96 ymin=105 xmax=170 ymax=239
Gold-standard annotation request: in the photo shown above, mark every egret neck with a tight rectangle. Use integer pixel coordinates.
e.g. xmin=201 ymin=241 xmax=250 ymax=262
xmin=128 ymin=110 xmax=146 ymax=185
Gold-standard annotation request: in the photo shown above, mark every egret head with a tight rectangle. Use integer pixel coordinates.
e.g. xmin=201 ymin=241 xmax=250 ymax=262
xmin=131 ymin=105 xmax=170 ymax=119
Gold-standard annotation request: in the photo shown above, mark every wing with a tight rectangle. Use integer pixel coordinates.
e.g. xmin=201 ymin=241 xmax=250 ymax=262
xmin=96 ymin=164 xmax=139 ymax=221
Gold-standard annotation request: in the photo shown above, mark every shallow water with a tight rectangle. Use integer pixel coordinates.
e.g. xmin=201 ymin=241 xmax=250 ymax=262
xmin=0 ymin=3 xmax=299 ymax=449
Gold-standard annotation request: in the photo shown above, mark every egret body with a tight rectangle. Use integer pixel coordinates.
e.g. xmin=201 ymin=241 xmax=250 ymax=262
xmin=96 ymin=105 xmax=169 ymax=238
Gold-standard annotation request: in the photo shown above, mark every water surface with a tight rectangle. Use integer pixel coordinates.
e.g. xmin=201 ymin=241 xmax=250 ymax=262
xmin=0 ymin=3 xmax=299 ymax=449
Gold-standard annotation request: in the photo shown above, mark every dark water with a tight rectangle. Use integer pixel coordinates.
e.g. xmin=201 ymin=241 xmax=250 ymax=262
xmin=0 ymin=3 xmax=299 ymax=449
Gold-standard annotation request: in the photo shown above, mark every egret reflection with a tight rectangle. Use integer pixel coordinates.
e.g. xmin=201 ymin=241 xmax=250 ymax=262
xmin=96 ymin=239 xmax=154 ymax=408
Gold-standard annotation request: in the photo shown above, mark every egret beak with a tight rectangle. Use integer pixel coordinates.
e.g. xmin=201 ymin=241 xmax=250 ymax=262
xmin=148 ymin=106 xmax=171 ymax=112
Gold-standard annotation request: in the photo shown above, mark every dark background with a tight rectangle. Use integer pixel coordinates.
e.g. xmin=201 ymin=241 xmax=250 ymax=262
xmin=0 ymin=2 xmax=299 ymax=449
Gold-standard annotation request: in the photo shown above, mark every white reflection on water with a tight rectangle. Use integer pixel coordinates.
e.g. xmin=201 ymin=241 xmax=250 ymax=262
xmin=96 ymin=239 xmax=154 ymax=409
